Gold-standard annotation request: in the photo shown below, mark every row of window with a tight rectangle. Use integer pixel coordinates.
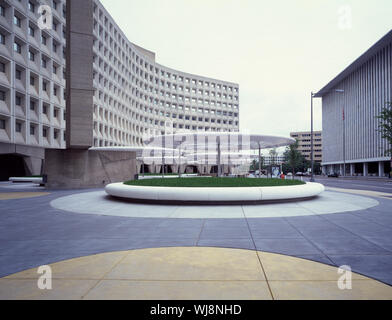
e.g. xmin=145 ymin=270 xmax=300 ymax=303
xmin=0 ymin=117 xmax=62 ymax=139
xmin=2 ymin=1 xmax=65 ymax=33
xmin=0 ymin=80 xmax=62 ymax=99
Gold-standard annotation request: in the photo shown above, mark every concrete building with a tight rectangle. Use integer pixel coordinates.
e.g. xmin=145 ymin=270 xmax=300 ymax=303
xmin=0 ymin=0 xmax=66 ymax=180
xmin=92 ymin=0 xmax=239 ymax=148
xmin=0 ymin=0 xmax=240 ymax=182
xmin=315 ymin=30 xmax=392 ymax=177
xmin=290 ymin=131 xmax=323 ymax=163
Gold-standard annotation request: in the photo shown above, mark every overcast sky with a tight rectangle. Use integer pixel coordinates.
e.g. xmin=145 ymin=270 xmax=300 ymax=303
xmin=101 ymin=0 xmax=392 ymax=139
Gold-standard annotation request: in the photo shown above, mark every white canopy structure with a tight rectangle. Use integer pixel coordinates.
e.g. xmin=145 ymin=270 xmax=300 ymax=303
xmin=89 ymin=146 xmax=179 ymax=157
xmin=144 ymin=132 xmax=295 ymax=176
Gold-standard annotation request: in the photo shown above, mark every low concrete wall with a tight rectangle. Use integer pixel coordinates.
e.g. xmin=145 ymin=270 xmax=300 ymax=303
xmin=105 ymin=182 xmax=325 ymax=204
xmin=44 ymin=149 xmax=136 ymax=189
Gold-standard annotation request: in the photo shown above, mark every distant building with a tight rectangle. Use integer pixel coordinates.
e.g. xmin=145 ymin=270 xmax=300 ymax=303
xmin=290 ymin=131 xmax=322 ymax=163
xmin=315 ymin=30 xmax=392 ymax=177
xmin=262 ymin=155 xmax=285 ymax=165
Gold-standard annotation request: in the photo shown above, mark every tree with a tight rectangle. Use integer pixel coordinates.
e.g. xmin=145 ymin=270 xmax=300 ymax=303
xmin=283 ymin=140 xmax=305 ymax=176
xmin=250 ymin=156 xmax=265 ymax=171
xmin=269 ymin=148 xmax=278 ymax=165
xmin=377 ymin=102 xmax=392 ymax=177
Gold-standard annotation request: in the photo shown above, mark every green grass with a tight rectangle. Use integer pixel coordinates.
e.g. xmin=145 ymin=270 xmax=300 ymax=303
xmin=124 ymin=177 xmax=305 ymax=188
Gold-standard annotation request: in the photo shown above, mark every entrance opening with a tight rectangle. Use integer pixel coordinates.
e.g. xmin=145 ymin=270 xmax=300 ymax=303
xmin=185 ymin=165 xmax=198 ymax=174
xmin=0 ymin=154 xmax=26 ymax=181
xmin=368 ymin=162 xmax=378 ymax=175
xmin=355 ymin=163 xmax=363 ymax=175
xmin=140 ymin=164 xmax=150 ymax=174
xmin=159 ymin=165 xmax=173 ymax=174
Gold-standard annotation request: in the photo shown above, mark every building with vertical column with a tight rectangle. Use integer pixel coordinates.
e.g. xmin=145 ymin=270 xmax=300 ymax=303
xmin=315 ymin=29 xmax=392 ymax=177
xmin=0 ymin=0 xmax=240 ymax=182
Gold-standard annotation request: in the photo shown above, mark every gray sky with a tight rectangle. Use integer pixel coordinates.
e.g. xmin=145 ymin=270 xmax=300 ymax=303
xmin=101 ymin=0 xmax=392 ymax=138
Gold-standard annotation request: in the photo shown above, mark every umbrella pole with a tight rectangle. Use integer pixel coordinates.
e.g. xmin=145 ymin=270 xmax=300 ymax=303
xmin=217 ymin=141 xmax=221 ymax=177
xmin=258 ymin=145 xmax=261 ymax=178
xmin=178 ymin=146 xmax=181 ymax=178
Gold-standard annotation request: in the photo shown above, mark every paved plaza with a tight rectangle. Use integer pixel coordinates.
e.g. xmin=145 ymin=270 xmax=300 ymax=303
xmin=0 ymin=180 xmax=392 ymax=299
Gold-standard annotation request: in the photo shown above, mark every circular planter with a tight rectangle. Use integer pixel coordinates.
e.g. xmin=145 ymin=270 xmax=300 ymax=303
xmin=105 ymin=181 xmax=325 ymax=204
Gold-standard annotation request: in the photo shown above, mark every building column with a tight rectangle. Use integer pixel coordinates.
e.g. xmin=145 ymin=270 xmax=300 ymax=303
xmin=350 ymin=163 xmax=355 ymax=176
xmin=378 ymin=161 xmax=385 ymax=177
xmin=340 ymin=164 xmax=344 ymax=176
xmin=363 ymin=162 xmax=368 ymax=177
xmin=136 ymin=163 xmax=141 ymax=174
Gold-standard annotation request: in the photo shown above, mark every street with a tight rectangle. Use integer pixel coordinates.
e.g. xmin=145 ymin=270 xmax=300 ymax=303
xmin=303 ymin=176 xmax=392 ymax=194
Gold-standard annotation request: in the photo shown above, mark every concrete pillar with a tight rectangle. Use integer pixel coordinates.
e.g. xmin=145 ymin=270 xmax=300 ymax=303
xmin=378 ymin=161 xmax=385 ymax=177
xmin=322 ymin=165 xmax=326 ymax=175
xmin=66 ymin=0 xmax=94 ymax=149
xmin=350 ymin=163 xmax=355 ymax=176
xmin=43 ymin=149 xmax=136 ymax=188
xmin=340 ymin=164 xmax=344 ymax=176
xmin=363 ymin=162 xmax=368 ymax=177
xmin=23 ymin=156 xmax=43 ymax=176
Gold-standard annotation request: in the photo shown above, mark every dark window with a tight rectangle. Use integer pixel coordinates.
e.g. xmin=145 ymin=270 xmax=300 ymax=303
xmin=28 ymin=50 xmax=35 ymax=61
xmin=14 ymin=16 xmax=21 ymax=28
xmin=28 ymin=26 xmax=35 ymax=37
xmin=30 ymin=125 xmax=35 ymax=135
xmin=15 ymin=122 xmax=22 ymax=133
xmin=14 ymin=42 xmax=21 ymax=54
xmin=28 ymin=1 xmax=35 ymax=12
xmin=15 ymin=69 xmax=22 ymax=80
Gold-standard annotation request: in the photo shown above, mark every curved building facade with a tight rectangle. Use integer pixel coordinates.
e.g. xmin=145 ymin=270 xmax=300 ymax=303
xmin=92 ymin=0 xmax=239 ymax=148
xmin=0 ymin=0 xmax=240 ymax=179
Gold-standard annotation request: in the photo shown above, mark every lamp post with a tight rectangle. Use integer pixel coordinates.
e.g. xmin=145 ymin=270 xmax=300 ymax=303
xmin=310 ymin=92 xmax=315 ymax=182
